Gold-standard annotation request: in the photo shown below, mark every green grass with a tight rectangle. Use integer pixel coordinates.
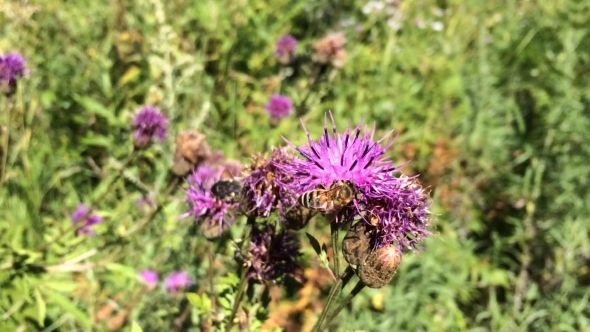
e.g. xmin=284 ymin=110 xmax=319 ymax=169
xmin=1 ymin=0 xmax=590 ymax=331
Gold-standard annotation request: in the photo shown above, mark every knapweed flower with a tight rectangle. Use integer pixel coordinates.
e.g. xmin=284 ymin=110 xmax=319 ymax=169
xmin=236 ymin=223 xmax=302 ymax=283
xmin=182 ymin=165 xmax=239 ymax=238
xmin=312 ymin=32 xmax=347 ymax=68
xmin=164 ymin=271 xmax=192 ymax=293
xmin=0 ymin=52 xmax=28 ymax=95
xmin=132 ymin=105 xmax=168 ymax=149
xmin=265 ymin=95 xmax=293 ymax=122
xmin=275 ymin=34 xmax=298 ymax=65
xmin=240 ymin=147 xmax=298 ymax=219
xmin=171 ymin=130 xmax=211 ymax=176
xmin=278 ymin=112 xmax=431 ymax=250
xmin=71 ymin=204 xmax=103 ymax=235
xmin=139 ymin=269 xmax=159 ymax=288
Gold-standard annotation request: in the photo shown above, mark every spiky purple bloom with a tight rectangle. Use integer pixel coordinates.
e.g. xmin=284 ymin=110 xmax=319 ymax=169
xmin=275 ymin=35 xmax=298 ymax=65
xmin=181 ymin=165 xmax=238 ymax=236
xmin=71 ymin=204 xmax=103 ymax=235
xmin=236 ymin=223 xmax=301 ymax=283
xmin=139 ymin=269 xmax=159 ymax=288
xmin=265 ymin=95 xmax=293 ymax=120
xmin=241 ymin=147 xmax=298 ymax=219
xmin=164 ymin=271 xmax=192 ymax=293
xmin=0 ymin=52 xmax=28 ymax=83
xmin=132 ymin=106 xmax=168 ymax=148
xmin=279 ymin=112 xmax=431 ymax=250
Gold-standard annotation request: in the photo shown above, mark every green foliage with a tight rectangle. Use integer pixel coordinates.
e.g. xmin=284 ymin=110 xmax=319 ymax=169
xmin=1 ymin=0 xmax=590 ymax=331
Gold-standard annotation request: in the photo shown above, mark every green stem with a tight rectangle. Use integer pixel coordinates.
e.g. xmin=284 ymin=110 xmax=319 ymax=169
xmin=225 ymin=267 xmax=248 ymax=332
xmin=207 ymin=241 xmax=216 ymax=312
xmin=225 ymin=219 xmax=254 ymax=332
xmin=331 ymin=223 xmax=340 ymax=277
xmin=0 ymin=98 xmax=13 ymax=191
xmin=311 ymin=266 xmax=354 ymax=332
xmin=320 ymin=280 xmax=366 ymax=332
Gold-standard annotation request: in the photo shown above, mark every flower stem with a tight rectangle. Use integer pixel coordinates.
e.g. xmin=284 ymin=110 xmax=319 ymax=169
xmin=225 ymin=219 xmax=254 ymax=332
xmin=331 ymin=223 xmax=340 ymax=276
xmin=207 ymin=241 xmax=216 ymax=312
xmin=311 ymin=266 xmax=354 ymax=332
xmin=320 ymin=280 xmax=366 ymax=331
xmin=225 ymin=266 xmax=248 ymax=332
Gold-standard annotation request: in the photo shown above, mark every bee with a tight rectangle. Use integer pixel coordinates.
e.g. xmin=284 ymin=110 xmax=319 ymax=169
xmin=298 ymin=180 xmax=356 ymax=213
xmin=211 ymin=170 xmax=242 ymax=203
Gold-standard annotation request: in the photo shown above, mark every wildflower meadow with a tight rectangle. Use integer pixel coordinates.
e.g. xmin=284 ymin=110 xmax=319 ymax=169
xmin=1 ymin=0 xmax=589 ymax=331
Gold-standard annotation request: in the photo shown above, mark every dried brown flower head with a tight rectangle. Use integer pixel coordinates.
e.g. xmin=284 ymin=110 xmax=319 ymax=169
xmin=312 ymin=32 xmax=347 ymax=68
xmin=171 ymin=130 xmax=211 ymax=176
xmin=342 ymin=221 xmax=375 ymax=269
xmin=357 ymin=243 xmax=402 ymax=288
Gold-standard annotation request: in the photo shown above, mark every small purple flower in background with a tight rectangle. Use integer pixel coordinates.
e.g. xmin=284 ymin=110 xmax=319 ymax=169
xmin=241 ymin=147 xmax=297 ymax=219
xmin=278 ymin=112 xmax=432 ymax=251
xmin=132 ymin=105 xmax=168 ymax=149
xmin=0 ymin=52 xmax=28 ymax=95
xmin=139 ymin=269 xmax=159 ymax=289
xmin=236 ymin=223 xmax=302 ymax=283
xmin=181 ymin=165 xmax=239 ymax=237
xmin=136 ymin=193 xmax=157 ymax=210
xmin=265 ymin=95 xmax=293 ymax=125
xmin=71 ymin=204 xmax=103 ymax=235
xmin=275 ymin=34 xmax=298 ymax=65
xmin=165 ymin=271 xmax=192 ymax=293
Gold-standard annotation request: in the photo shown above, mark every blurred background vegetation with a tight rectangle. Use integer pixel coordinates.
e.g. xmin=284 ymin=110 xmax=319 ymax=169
xmin=1 ymin=0 xmax=590 ymax=331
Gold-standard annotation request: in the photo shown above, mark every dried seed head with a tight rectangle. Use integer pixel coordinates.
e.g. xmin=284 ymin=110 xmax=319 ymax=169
xmin=312 ymin=32 xmax=347 ymax=68
xmin=357 ymin=244 xmax=402 ymax=288
xmin=342 ymin=221 xmax=374 ymax=268
xmin=171 ymin=130 xmax=211 ymax=176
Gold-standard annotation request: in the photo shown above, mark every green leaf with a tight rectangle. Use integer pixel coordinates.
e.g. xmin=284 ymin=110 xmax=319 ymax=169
xmin=305 ymin=232 xmax=321 ymax=256
xmin=33 ymin=287 xmax=46 ymax=327
xmin=73 ymin=95 xmax=117 ymax=125
xmin=130 ymin=321 xmax=144 ymax=332
xmin=186 ymin=292 xmax=202 ymax=307
xmin=42 ymin=288 xmax=91 ymax=329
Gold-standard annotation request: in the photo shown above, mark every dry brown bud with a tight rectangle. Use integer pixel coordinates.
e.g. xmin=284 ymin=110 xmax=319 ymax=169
xmin=171 ymin=130 xmax=211 ymax=176
xmin=342 ymin=221 xmax=375 ymax=268
xmin=357 ymin=244 xmax=402 ymax=288
xmin=282 ymin=206 xmax=317 ymax=230
xmin=312 ymin=32 xmax=347 ymax=68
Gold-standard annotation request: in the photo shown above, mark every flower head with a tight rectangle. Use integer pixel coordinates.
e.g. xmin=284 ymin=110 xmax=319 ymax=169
xmin=312 ymin=32 xmax=347 ymax=68
xmin=278 ymin=112 xmax=431 ymax=250
xmin=240 ymin=147 xmax=298 ymax=219
xmin=139 ymin=269 xmax=159 ymax=288
xmin=265 ymin=95 xmax=293 ymax=120
xmin=0 ymin=52 xmax=28 ymax=95
xmin=236 ymin=223 xmax=302 ymax=283
xmin=71 ymin=204 xmax=103 ymax=235
xmin=357 ymin=243 xmax=402 ymax=288
xmin=275 ymin=35 xmax=298 ymax=65
xmin=132 ymin=106 xmax=168 ymax=148
xmin=171 ymin=130 xmax=211 ymax=176
xmin=182 ymin=165 xmax=239 ymax=238
xmin=164 ymin=271 xmax=192 ymax=293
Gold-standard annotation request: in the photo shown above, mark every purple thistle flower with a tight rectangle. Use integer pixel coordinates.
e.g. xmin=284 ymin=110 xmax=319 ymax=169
xmin=240 ymin=147 xmax=298 ymax=219
xmin=275 ymin=35 xmax=298 ymax=65
xmin=132 ymin=105 xmax=168 ymax=148
xmin=71 ymin=204 xmax=103 ymax=235
xmin=236 ymin=223 xmax=302 ymax=283
xmin=265 ymin=95 xmax=293 ymax=120
xmin=139 ymin=269 xmax=159 ymax=288
xmin=164 ymin=271 xmax=192 ymax=293
xmin=0 ymin=52 xmax=28 ymax=82
xmin=278 ymin=112 xmax=432 ymax=250
xmin=181 ymin=165 xmax=238 ymax=237
xmin=0 ymin=52 xmax=28 ymax=95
